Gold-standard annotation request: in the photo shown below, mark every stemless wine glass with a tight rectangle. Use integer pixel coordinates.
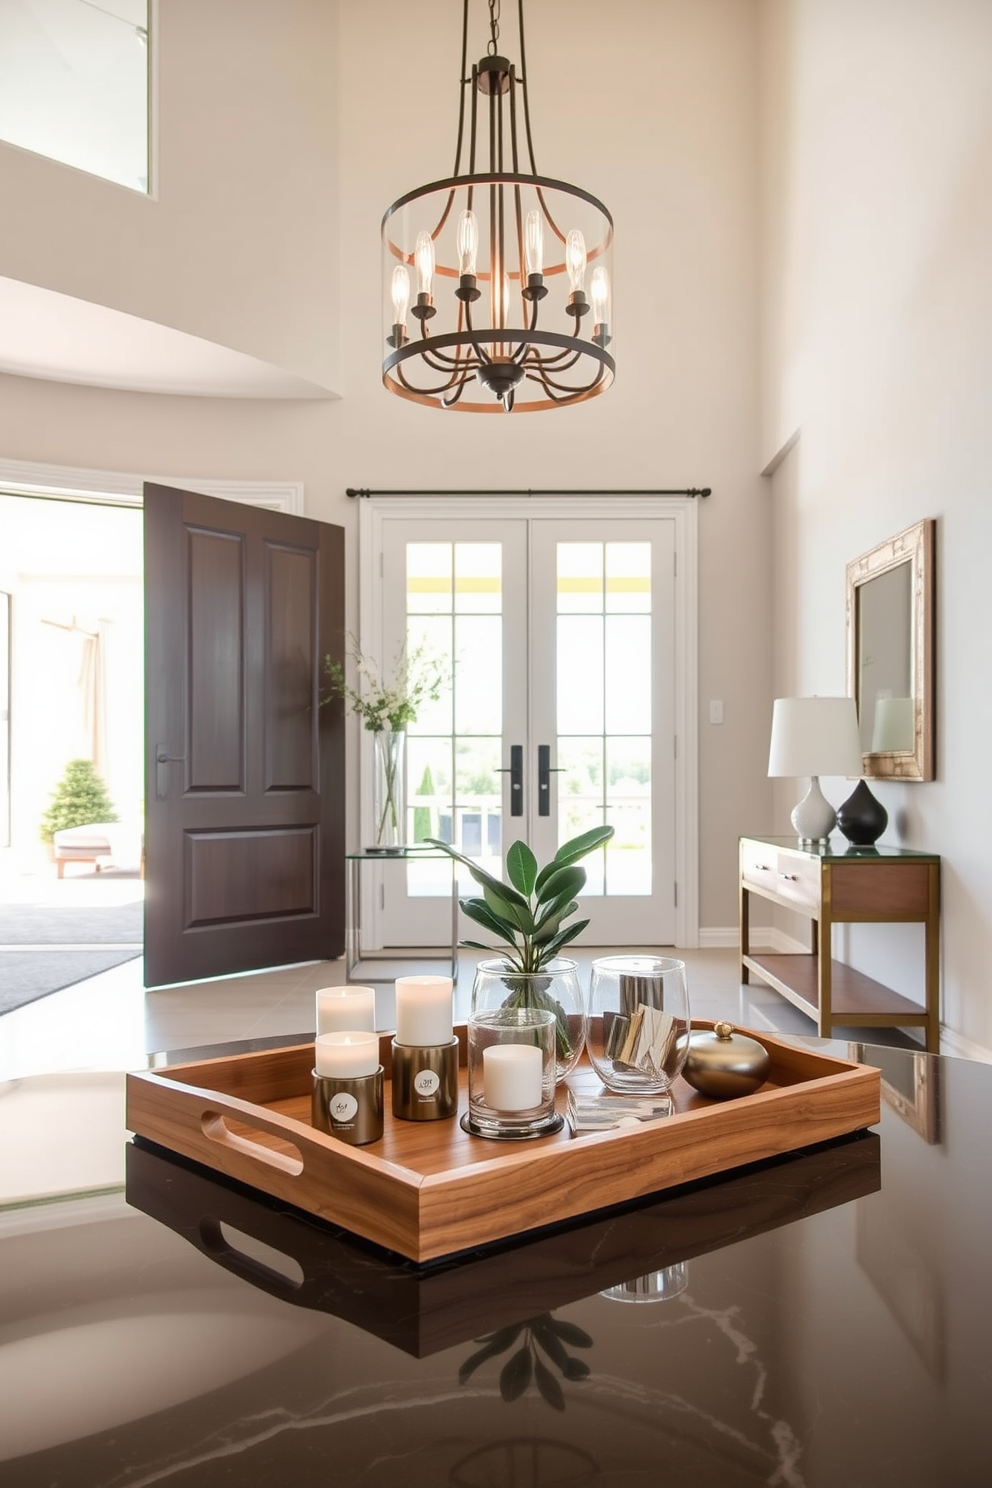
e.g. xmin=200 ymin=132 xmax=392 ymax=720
xmin=586 ymin=955 xmax=690 ymax=1095
xmin=470 ymin=957 xmax=586 ymax=1083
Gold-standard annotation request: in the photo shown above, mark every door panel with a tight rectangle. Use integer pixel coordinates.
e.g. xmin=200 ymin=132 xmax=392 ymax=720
xmin=373 ymin=513 xmax=675 ymax=949
xmin=144 ymin=483 xmax=345 ymax=987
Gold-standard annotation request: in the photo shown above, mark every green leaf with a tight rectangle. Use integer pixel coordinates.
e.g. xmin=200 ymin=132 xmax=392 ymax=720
xmin=533 ymin=890 xmax=579 ymax=931
xmin=460 ymin=898 xmax=519 ymax=942
xmin=535 ymin=920 xmax=590 ymax=962
xmin=535 ymin=864 xmax=586 ymax=907
xmin=499 ymin=1346 xmax=533 ymax=1402
xmin=549 ymin=1319 xmax=594 ymax=1348
xmin=534 ymin=1355 xmax=566 ymax=1411
xmin=424 ymin=838 xmax=521 ymax=904
xmin=506 ymin=840 xmax=538 ymax=897
xmin=484 ymin=884 xmax=535 ymax=934
xmin=562 ymin=1357 xmax=591 ymax=1380
xmin=553 ymin=824 xmax=614 ymax=866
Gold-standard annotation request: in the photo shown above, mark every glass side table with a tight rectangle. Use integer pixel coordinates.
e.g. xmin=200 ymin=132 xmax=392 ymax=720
xmin=344 ymin=848 xmax=459 ymax=984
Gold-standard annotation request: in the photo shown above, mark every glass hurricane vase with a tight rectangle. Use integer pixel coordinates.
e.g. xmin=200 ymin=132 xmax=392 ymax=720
xmin=371 ymin=728 xmax=406 ymax=850
xmin=470 ymin=957 xmax=586 ymax=1084
xmin=586 ymin=955 xmax=690 ymax=1095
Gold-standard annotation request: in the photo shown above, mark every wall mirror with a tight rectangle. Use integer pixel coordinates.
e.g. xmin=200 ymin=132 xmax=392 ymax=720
xmin=846 ymin=518 xmax=935 ymax=781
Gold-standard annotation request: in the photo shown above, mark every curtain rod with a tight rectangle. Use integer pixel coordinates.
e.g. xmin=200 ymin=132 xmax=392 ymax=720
xmin=346 ymin=486 xmax=711 ymax=499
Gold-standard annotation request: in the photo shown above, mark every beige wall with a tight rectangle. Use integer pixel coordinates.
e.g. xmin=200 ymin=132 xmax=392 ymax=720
xmin=0 ymin=0 xmax=773 ymax=939
xmin=759 ymin=0 xmax=992 ymax=1055
xmin=0 ymin=0 xmax=341 ymax=391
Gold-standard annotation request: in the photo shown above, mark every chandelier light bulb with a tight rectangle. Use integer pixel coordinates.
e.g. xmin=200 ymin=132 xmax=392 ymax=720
xmin=457 ymin=209 xmax=479 ymax=276
xmin=391 ymin=264 xmax=411 ymax=324
xmin=415 ymin=231 xmax=435 ymax=296
xmin=525 ymin=210 xmax=544 ymax=276
xmin=565 ymin=229 xmax=587 ymax=292
xmin=591 ymin=265 xmax=610 ymax=322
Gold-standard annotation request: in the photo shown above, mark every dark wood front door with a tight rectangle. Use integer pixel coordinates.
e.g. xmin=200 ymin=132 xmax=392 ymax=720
xmin=143 ymin=483 xmax=345 ymax=988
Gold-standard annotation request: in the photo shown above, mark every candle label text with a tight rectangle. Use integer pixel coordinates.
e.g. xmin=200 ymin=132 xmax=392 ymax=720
xmin=414 ymin=1069 xmax=441 ymax=1099
xmin=330 ymin=1092 xmax=360 ymax=1123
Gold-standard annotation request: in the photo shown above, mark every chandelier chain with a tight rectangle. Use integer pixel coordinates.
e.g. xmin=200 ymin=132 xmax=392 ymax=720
xmin=487 ymin=0 xmax=500 ymax=56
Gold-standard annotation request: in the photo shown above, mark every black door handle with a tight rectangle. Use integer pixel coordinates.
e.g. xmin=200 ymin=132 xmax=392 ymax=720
xmin=538 ymin=744 xmax=562 ymax=817
xmin=497 ymin=744 xmax=524 ymax=816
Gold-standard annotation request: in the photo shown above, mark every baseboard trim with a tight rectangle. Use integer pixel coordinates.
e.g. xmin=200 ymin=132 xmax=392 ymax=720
xmin=699 ymin=926 xmax=808 ymax=954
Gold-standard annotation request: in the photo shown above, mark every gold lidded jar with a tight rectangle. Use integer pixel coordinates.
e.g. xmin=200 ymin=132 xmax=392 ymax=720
xmin=682 ymin=1021 xmax=770 ymax=1100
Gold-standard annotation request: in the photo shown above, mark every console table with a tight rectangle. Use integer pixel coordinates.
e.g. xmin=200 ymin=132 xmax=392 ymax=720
xmin=739 ymin=835 xmax=940 ymax=1051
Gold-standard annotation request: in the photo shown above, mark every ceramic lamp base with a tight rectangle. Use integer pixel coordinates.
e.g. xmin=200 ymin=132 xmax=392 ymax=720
xmin=791 ymin=775 xmax=837 ymax=842
xmin=836 ymin=778 xmax=888 ymax=846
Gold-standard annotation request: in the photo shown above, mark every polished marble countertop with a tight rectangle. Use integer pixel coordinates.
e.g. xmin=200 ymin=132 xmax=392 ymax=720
xmin=1 ymin=1039 xmax=990 ymax=1486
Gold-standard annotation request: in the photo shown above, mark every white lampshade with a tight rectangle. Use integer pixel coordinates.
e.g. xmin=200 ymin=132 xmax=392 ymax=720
xmin=767 ymin=697 xmax=864 ymax=779
xmin=871 ymin=696 xmax=914 ymax=752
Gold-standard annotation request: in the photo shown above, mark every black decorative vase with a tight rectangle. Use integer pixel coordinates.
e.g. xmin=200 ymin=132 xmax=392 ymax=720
xmin=836 ymin=780 xmax=888 ymax=847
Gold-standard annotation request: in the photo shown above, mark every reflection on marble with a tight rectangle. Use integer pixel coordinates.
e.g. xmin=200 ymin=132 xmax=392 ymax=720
xmin=3 ymin=1045 xmax=992 ymax=1486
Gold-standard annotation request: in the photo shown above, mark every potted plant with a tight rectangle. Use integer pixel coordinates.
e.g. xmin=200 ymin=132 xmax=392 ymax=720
xmin=426 ymin=824 xmax=614 ymax=1078
xmin=323 ymin=635 xmax=448 ymax=850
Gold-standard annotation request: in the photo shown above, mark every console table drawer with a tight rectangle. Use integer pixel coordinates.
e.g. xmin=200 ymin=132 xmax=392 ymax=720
xmin=741 ymin=842 xmax=820 ymax=912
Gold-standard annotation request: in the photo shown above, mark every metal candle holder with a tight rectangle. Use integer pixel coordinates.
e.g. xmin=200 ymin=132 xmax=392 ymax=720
xmin=311 ymin=1067 xmax=384 ymax=1146
xmin=390 ymin=1037 xmax=460 ymax=1121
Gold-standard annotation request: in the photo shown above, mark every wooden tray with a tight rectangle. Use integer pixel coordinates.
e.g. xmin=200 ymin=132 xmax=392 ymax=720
xmin=125 ymin=1025 xmax=881 ymax=1263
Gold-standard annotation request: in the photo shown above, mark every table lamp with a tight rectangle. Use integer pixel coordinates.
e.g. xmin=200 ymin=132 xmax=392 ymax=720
xmin=767 ymin=697 xmax=864 ymax=842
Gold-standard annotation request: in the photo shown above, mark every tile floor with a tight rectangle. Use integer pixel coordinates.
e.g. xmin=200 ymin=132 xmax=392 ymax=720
xmin=0 ymin=938 xmax=919 ymax=1082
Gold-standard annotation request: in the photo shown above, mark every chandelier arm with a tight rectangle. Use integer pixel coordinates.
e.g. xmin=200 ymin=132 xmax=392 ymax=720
xmin=516 ymin=0 xmax=539 ymax=175
xmin=453 ymin=0 xmax=471 ymax=174
xmin=528 ymin=361 xmax=606 ymax=400
xmin=396 ymin=362 xmax=468 ymax=398
xmin=441 ymin=376 xmax=473 ymax=409
xmin=524 ymin=345 xmax=584 ymax=371
xmin=420 ymin=346 xmax=484 ymax=372
xmin=464 ymin=299 xmax=491 ymax=361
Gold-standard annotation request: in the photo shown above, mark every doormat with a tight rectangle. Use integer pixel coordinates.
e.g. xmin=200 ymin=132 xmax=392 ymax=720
xmin=0 ymin=900 xmax=143 ymax=1014
xmin=0 ymin=948 xmax=142 ymax=1015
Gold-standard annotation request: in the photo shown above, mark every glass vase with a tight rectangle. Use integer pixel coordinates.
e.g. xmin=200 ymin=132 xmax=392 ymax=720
xmin=470 ymin=957 xmax=586 ymax=1084
xmin=586 ymin=955 xmax=690 ymax=1095
xmin=371 ymin=729 xmax=406 ymax=850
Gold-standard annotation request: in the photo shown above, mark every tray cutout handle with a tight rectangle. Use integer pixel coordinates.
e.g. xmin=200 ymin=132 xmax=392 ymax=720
xmin=201 ymin=1111 xmax=304 ymax=1176
xmin=199 ymin=1217 xmax=305 ymax=1296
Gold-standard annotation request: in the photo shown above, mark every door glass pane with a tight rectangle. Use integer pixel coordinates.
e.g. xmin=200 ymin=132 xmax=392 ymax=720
xmin=556 ymin=542 xmax=652 ymax=896
xmin=405 ymin=542 xmax=504 ymax=895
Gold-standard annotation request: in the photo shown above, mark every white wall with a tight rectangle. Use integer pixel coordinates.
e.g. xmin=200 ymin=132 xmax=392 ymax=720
xmin=0 ymin=0 xmax=772 ymax=939
xmin=0 ymin=0 xmax=341 ymax=391
xmin=759 ymin=0 xmax=992 ymax=1055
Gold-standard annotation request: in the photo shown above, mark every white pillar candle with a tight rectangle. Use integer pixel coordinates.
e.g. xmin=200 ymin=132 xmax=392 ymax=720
xmin=315 ymin=1032 xmax=380 ymax=1079
xmin=316 ymin=985 xmax=376 ymax=1035
xmin=483 ymin=1043 xmax=543 ymax=1111
xmin=394 ymin=975 xmax=454 ymax=1047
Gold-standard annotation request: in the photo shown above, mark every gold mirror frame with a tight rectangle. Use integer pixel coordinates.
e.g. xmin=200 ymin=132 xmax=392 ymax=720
xmin=846 ymin=519 xmax=935 ymax=781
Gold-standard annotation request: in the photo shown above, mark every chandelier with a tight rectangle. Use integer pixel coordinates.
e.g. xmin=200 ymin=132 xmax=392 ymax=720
xmin=381 ymin=0 xmax=615 ymax=413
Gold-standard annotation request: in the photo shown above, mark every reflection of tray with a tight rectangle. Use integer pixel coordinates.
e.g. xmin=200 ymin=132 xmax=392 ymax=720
xmin=126 ymin=1132 xmax=881 ymax=1357
xmin=125 ymin=1026 xmax=880 ymax=1264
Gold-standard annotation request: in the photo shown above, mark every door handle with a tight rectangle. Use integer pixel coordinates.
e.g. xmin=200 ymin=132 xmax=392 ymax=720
xmin=155 ymin=744 xmax=185 ymax=800
xmin=497 ymin=744 xmax=524 ymax=816
xmin=537 ymin=744 xmax=562 ymax=817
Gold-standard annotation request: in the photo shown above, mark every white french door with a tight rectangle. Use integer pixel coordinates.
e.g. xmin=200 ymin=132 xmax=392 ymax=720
xmin=360 ymin=498 xmax=698 ymax=950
